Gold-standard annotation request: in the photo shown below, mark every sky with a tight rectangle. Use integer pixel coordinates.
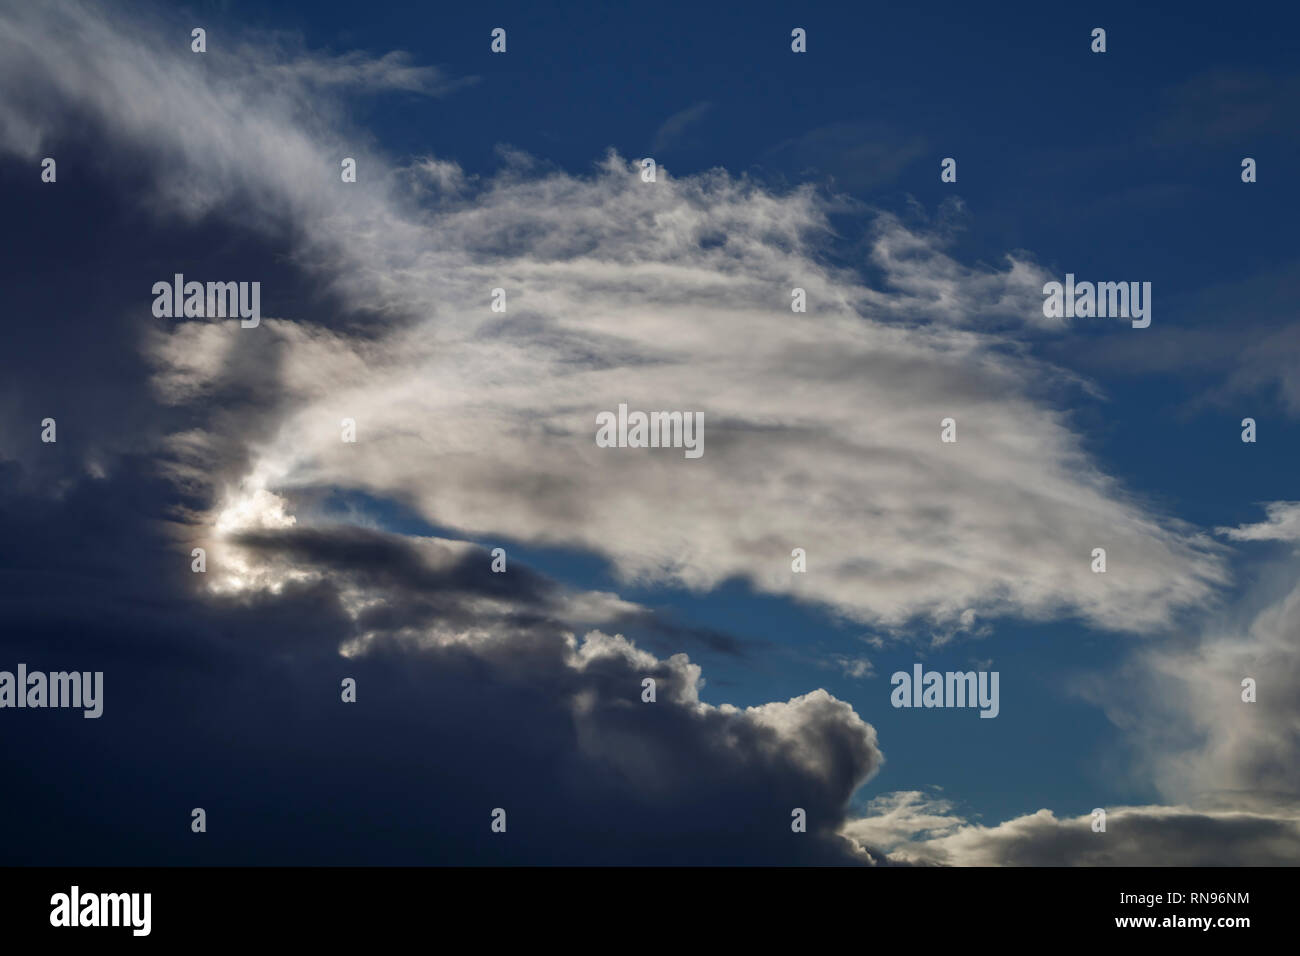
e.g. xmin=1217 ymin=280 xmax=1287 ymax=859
xmin=1 ymin=0 xmax=1298 ymax=865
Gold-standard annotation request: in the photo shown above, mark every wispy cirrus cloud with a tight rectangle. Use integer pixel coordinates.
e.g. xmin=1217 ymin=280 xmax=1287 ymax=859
xmin=1217 ymin=501 xmax=1300 ymax=542
xmin=0 ymin=0 xmax=1229 ymax=637
xmin=651 ymin=100 xmax=713 ymax=153
xmin=266 ymin=49 xmax=475 ymax=96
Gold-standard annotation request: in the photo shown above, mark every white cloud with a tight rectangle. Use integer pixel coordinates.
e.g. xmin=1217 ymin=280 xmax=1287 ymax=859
xmin=1217 ymin=500 xmax=1300 ymax=542
xmin=832 ymin=655 xmax=875 ymax=679
xmin=1090 ymin=559 xmax=1300 ymax=806
xmin=0 ymin=0 xmax=1230 ymax=637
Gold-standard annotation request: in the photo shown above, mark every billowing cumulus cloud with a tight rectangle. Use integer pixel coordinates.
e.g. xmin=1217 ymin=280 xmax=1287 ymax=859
xmin=0 ymin=460 xmax=884 ymax=864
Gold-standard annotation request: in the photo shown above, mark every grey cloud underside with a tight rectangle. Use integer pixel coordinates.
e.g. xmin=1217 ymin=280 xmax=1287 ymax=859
xmin=0 ymin=462 xmax=883 ymax=864
xmin=846 ymin=792 xmax=1300 ymax=866
xmin=231 ymin=521 xmax=752 ymax=657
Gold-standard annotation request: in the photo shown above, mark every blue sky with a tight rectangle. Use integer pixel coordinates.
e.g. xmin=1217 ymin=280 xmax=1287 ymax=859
xmin=2 ymin=0 xmax=1299 ymax=865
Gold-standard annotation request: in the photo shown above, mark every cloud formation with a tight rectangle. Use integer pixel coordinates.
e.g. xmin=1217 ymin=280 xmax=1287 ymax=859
xmin=0 ymin=458 xmax=886 ymax=864
xmin=1217 ymin=500 xmax=1300 ymax=543
xmin=3 ymin=0 xmax=1288 ymax=867
xmin=844 ymin=791 xmax=1300 ymax=866
xmin=845 ymin=507 xmax=1300 ymax=867
xmin=0 ymin=0 xmax=1228 ymax=636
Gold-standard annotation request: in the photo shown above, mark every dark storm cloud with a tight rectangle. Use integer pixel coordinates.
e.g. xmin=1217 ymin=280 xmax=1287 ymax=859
xmin=0 ymin=454 xmax=884 ymax=864
xmin=227 ymin=522 xmax=751 ymax=657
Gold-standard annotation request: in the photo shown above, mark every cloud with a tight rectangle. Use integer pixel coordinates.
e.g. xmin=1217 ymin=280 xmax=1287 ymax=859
xmin=1218 ymin=501 xmax=1300 ymax=542
xmin=845 ymin=792 xmax=1300 ymax=866
xmin=831 ymin=655 xmax=874 ymax=679
xmin=1019 ymin=509 xmax=1300 ymax=864
xmin=1054 ymin=258 xmax=1300 ymax=419
xmin=3 ymin=0 xmax=1285 ymax=867
xmin=0 ymin=0 xmax=1231 ymax=641
xmin=651 ymin=101 xmax=713 ymax=153
xmin=1224 ymin=322 xmax=1300 ymax=417
xmin=1091 ymin=564 xmax=1300 ymax=808
xmin=868 ymin=208 xmax=1065 ymax=332
xmin=844 ymin=505 xmax=1300 ymax=867
xmin=147 ymin=180 xmax=1225 ymax=633
xmin=216 ymin=516 xmax=747 ymax=658
xmin=0 ymin=458 xmax=883 ymax=864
